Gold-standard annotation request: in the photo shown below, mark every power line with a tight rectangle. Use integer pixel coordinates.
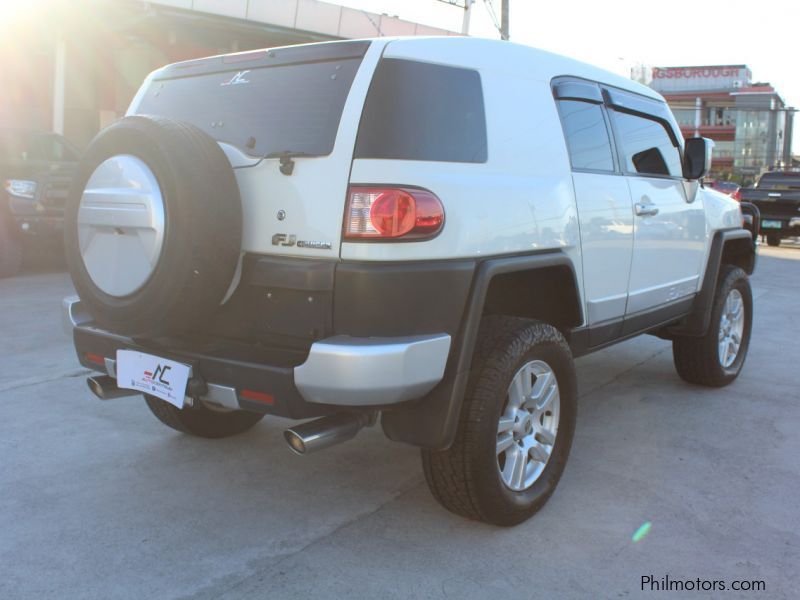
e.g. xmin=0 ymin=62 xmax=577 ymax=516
xmin=482 ymin=0 xmax=503 ymax=36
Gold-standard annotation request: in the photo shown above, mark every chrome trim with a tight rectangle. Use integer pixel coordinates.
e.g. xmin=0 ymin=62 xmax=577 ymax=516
xmin=294 ymin=334 xmax=451 ymax=406
xmin=104 ymin=357 xmax=117 ymax=378
xmin=62 ymin=296 xmax=91 ymax=335
xmin=202 ymin=383 xmax=240 ymax=410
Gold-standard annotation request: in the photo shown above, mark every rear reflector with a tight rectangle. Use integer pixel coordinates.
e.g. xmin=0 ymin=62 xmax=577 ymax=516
xmin=85 ymin=353 xmax=105 ymax=366
xmin=344 ymin=186 xmax=444 ymax=240
xmin=240 ymin=389 xmax=275 ymax=405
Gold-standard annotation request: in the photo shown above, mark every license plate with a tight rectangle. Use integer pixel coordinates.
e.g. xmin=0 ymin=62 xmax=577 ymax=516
xmin=761 ymin=220 xmax=782 ymax=229
xmin=116 ymin=350 xmax=191 ymax=408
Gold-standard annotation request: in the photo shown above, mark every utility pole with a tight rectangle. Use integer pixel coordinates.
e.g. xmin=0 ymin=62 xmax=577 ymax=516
xmin=500 ymin=0 xmax=509 ymax=40
xmin=461 ymin=0 xmax=474 ymax=35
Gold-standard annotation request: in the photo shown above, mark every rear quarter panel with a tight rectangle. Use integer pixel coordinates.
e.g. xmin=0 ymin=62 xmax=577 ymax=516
xmin=342 ymin=50 xmax=580 ymax=272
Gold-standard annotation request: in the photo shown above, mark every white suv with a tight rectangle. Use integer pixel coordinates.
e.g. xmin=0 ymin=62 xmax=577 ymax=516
xmin=62 ymin=37 xmax=757 ymax=525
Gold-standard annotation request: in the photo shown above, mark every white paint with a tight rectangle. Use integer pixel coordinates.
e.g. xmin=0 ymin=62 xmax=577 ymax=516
xmin=125 ymin=36 xmax=745 ymax=328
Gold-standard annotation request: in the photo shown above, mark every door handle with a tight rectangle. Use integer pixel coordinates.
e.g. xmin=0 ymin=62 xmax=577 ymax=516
xmin=635 ymin=202 xmax=659 ymax=217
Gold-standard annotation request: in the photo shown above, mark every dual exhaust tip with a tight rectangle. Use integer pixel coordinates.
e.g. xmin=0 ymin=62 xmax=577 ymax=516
xmin=87 ymin=375 xmax=372 ymax=455
xmin=284 ymin=412 xmax=374 ymax=455
xmin=87 ymin=375 xmax=138 ymax=400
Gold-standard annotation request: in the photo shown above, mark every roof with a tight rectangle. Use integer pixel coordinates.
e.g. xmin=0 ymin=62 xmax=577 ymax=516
xmin=378 ymin=37 xmax=663 ymax=101
xmin=154 ymin=37 xmax=665 ymax=103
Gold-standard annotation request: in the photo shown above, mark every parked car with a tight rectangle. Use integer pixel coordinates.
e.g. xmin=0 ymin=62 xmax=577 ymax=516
xmin=0 ymin=129 xmax=79 ymax=277
xmin=62 ymin=38 xmax=756 ymax=525
xmin=709 ymin=180 xmax=741 ymax=199
xmin=739 ymin=170 xmax=800 ymax=246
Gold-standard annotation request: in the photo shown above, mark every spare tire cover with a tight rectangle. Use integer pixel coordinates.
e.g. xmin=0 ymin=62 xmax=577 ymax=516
xmin=64 ymin=116 xmax=242 ymax=337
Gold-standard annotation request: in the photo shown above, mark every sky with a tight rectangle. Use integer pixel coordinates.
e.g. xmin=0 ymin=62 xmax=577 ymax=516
xmin=335 ymin=0 xmax=800 ymax=154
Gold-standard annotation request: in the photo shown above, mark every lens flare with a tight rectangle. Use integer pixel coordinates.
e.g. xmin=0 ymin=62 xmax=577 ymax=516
xmin=632 ymin=521 xmax=652 ymax=543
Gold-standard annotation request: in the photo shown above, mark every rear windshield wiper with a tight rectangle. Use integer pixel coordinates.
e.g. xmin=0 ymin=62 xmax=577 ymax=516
xmin=263 ymin=150 xmax=319 ymax=175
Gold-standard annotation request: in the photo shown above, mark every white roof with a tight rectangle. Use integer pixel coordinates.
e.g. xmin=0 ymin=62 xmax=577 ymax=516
xmin=382 ymin=37 xmax=664 ymax=102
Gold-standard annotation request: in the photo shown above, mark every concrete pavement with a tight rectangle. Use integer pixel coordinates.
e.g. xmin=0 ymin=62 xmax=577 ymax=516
xmin=1 ymin=246 xmax=798 ymax=599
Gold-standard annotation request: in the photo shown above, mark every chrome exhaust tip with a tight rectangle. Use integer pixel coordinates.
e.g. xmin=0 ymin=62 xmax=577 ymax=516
xmin=86 ymin=375 xmax=137 ymax=401
xmin=284 ymin=412 xmax=373 ymax=455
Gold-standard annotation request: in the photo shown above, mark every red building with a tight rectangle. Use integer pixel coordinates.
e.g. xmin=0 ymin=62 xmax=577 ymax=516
xmin=648 ymin=65 xmax=794 ymax=183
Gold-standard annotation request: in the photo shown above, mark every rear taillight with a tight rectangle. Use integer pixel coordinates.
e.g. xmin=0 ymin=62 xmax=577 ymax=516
xmin=732 ymin=189 xmax=742 ymax=201
xmin=344 ymin=187 xmax=444 ymax=240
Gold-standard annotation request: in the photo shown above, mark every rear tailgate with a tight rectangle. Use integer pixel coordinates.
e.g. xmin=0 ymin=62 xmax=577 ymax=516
xmin=742 ymin=175 xmax=800 ymax=219
xmin=127 ymin=40 xmax=384 ymax=259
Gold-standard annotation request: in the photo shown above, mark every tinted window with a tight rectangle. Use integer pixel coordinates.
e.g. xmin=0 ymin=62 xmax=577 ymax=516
xmin=136 ymin=58 xmax=363 ymax=157
xmin=354 ymin=59 xmax=487 ymax=163
xmin=757 ymin=173 xmax=800 ymax=190
xmin=29 ymin=135 xmax=78 ymax=162
xmin=611 ymin=110 xmax=682 ymax=177
xmin=556 ymin=100 xmax=615 ymax=172
xmin=0 ymin=132 xmax=29 ymax=162
xmin=0 ymin=132 xmax=77 ymax=163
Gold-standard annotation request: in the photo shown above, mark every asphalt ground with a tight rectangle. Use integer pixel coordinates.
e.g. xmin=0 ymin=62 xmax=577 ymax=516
xmin=1 ymin=243 xmax=798 ymax=599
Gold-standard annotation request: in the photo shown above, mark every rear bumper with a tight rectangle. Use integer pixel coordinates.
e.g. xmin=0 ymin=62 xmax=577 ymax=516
xmin=758 ymin=216 xmax=800 ymax=236
xmin=63 ymin=296 xmax=450 ymax=415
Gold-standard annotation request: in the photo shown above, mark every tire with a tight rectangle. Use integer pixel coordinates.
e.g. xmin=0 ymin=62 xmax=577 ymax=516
xmin=64 ymin=116 xmax=242 ymax=337
xmin=672 ymin=265 xmax=752 ymax=387
xmin=144 ymin=394 xmax=264 ymax=439
xmin=0 ymin=210 xmax=23 ymax=279
xmin=765 ymin=233 xmax=781 ymax=247
xmin=422 ymin=316 xmax=577 ymax=526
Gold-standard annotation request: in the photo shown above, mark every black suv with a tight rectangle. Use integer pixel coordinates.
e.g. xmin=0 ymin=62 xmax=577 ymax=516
xmin=739 ymin=170 xmax=800 ymax=246
xmin=0 ymin=129 xmax=79 ymax=277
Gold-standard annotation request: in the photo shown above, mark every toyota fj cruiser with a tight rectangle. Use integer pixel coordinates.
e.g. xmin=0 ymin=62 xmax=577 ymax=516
xmin=62 ymin=38 xmax=757 ymax=526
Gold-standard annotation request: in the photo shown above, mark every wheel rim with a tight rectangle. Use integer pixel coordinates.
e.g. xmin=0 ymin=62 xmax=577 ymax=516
xmin=497 ymin=359 xmax=560 ymax=492
xmin=718 ymin=288 xmax=745 ymax=368
xmin=78 ymin=155 xmax=166 ymax=297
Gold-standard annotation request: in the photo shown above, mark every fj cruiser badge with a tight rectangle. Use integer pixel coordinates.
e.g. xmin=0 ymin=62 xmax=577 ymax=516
xmin=272 ymin=233 xmax=331 ymax=250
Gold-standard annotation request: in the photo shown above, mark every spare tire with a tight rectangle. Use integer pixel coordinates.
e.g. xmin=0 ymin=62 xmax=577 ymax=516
xmin=64 ymin=116 xmax=242 ymax=337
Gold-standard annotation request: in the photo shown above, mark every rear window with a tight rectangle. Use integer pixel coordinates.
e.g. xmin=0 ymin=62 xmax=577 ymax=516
xmin=757 ymin=173 xmax=800 ymax=190
xmin=136 ymin=58 xmax=363 ymax=157
xmin=354 ymin=59 xmax=487 ymax=163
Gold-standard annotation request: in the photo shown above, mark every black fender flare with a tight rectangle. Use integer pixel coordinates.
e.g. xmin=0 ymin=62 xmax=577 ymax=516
xmin=668 ymin=228 xmax=755 ymax=337
xmin=381 ymin=250 xmax=582 ymax=449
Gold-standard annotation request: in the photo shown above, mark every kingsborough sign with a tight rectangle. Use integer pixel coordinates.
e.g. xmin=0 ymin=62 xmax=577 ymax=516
xmin=650 ymin=65 xmax=752 ymax=93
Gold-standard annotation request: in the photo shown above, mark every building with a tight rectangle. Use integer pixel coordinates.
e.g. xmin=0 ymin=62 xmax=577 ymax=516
xmin=647 ymin=65 xmax=795 ymax=183
xmin=0 ymin=0 xmax=454 ymax=149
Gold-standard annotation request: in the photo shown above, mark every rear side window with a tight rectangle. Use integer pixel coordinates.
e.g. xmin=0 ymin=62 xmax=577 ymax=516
xmin=556 ymin=100 xmax=615 ymax=172
xmin=611 ymin=110 xmax=682 ymax=177
xmin=354 ymin=59 xmax=487 ymax=163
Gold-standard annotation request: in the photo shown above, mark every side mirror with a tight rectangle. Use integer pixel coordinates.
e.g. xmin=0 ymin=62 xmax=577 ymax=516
xmin=683 ymin=137 xmax=714 ymax=180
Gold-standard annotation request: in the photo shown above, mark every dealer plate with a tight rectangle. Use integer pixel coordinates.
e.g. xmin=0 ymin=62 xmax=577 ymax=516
xmin=761 ymin=220 xmax=782 ymax=229
xmin=116 ymin=350 xmax=191 ymax=408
